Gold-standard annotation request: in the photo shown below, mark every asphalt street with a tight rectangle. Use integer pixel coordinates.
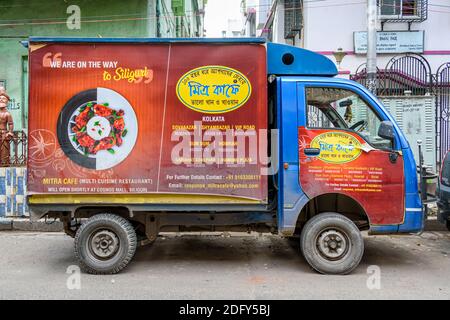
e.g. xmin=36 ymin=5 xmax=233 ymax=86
xmin=0 ymin=231 xmax=449 ymax=299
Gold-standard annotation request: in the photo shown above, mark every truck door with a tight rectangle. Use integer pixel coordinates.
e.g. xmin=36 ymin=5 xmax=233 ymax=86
xmin=298 ymin=83 xmax=405 ymax=225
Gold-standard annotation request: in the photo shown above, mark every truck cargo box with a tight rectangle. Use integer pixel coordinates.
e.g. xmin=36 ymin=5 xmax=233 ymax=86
xmin=27 ymin=39 xmax=268 ymax=204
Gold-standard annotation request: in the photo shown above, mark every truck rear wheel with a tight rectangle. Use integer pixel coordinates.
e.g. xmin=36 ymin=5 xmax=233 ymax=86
xmin=300 ymin=212 xmax=364 ymax=275
xmin=74 ymin=214 xmax=137 ymax=274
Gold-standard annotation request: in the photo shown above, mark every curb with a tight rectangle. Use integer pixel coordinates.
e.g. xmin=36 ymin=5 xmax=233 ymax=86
xmin=0 ymin=219 xmax=13 ymax=231
xmin=0 ymin=218 xmax=63 ymax=232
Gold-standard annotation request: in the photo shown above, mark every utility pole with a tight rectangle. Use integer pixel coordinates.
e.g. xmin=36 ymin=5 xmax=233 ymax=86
xmin=367 ymin=0 xmax=378 ymax=94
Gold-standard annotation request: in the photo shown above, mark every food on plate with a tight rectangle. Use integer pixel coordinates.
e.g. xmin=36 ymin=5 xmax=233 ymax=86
xmin=71 ymin=102 xmax=127 ymax=155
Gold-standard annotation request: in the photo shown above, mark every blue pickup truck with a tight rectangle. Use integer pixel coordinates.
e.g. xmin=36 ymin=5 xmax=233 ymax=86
xmin=26 ymin=37 xmax=425 ymax=275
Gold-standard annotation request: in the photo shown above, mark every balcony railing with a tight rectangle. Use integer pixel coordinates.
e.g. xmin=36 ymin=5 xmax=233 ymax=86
xmin=0 ymin=130 xmax=27 ymax=167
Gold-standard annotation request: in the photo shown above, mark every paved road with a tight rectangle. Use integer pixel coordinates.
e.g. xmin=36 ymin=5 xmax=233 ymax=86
xmin=0 ymin=231 xmax=449 ymax=299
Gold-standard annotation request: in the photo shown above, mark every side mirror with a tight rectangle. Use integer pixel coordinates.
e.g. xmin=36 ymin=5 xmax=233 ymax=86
xmin=378 ymin=121 xmax=395 ymax=141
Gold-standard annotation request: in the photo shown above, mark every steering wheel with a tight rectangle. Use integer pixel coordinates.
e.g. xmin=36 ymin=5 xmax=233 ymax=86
xmin=349 ymin=120 xmax=368 ymax=132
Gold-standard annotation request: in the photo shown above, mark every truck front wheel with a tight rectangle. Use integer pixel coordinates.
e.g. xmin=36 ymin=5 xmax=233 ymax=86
xmin=300 ymin=212 xmax=364 ymax=275
xmin=74 ymin=214 xmax=137 ymax=274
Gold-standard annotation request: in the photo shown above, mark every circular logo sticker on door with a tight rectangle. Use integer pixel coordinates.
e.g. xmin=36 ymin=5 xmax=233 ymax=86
xmin=310 ymin=132 xmax=362 ymax=164
xmin=57 ymin=88 xmax=138 ymax=170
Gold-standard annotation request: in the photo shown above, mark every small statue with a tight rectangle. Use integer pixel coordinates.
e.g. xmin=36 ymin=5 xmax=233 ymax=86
xmin=0 ymin=87 xmax=14 ymax=166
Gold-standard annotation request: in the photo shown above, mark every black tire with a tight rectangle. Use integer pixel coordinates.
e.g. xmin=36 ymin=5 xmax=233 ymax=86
xmin=446 ymin=220 xmax=450 ymax=232
xmin=300 ymin=212 xmax=364 ymax=275
xmin=74 ymin=214 xmax=137 ymax=274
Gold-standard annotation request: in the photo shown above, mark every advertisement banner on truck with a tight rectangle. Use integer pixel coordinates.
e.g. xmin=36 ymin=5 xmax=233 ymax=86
xmin=28 ymin=42 xmax=268 ymax=202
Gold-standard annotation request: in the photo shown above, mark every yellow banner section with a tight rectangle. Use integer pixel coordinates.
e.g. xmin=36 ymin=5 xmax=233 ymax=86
xmin=176 ymin=65 xmax=252 ymax=114
xmin=28 ymin=193 xmax=263 ymax=205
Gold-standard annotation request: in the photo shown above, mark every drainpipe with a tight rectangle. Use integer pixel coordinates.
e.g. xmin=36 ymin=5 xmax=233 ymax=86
xmin=156 ymin=0 xmax=161 ymax=37
xmin=366 ymin=0 xmax=378 ymax=94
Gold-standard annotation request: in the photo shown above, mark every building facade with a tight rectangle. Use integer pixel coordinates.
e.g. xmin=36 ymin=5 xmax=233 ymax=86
xmin=0 ymin=0 xmax=206 ymax=217
xmin=222 ymin=19 xmax=243 ymax=37
xmin=242 ymin=0 xmax=450 ymax=73
xmin=302 ymin=0 xmax=449 ymax=75
xmin=241 ymin=0 xmax=302 ymax=46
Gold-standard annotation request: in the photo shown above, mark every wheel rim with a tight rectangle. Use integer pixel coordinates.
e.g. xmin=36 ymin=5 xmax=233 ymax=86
xmin=315 ymin=228 xmax=350 ymax=261
xmin=88 ymin=229 xmax=120 ymax=260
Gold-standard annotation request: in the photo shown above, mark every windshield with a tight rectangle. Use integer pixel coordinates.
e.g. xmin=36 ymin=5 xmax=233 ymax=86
xmin=306 ymin=87 xmax=393 ymax=150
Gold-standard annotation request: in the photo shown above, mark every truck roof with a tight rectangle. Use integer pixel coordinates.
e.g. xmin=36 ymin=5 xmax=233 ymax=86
xmin=27 ymin=36 xmax=266 ymax=44
xmin=26 ymin=37 xmax=338 ymax=77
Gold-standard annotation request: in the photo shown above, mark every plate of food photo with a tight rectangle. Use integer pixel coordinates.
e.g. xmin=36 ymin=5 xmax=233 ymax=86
xmin=57 ymin=88 xmax=138 ymax=170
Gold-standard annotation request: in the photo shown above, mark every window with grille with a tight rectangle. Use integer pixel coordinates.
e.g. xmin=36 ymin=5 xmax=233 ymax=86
xmin=378 ymin=0 xmax=428 ymax=22
xmin=284 ymin=0 xmax=302 ymax=39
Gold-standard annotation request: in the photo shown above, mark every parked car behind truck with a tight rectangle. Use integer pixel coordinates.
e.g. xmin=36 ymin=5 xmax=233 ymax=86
xmin=437 ymin=151 xmax=450 ymax=230
xmin=26 ymin=37 xmax=424 ymax=275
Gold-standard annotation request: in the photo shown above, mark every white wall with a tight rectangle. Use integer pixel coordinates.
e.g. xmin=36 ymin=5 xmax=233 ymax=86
xmin=272 ymin=0 xmax=286 ymax=43
xmin=225 ymin=19 xmax=243 ymax=37
xmin=302 ymin=0 xmax=450 ymax=75
xmin=255 ymin=0 xmax=271 ymax=30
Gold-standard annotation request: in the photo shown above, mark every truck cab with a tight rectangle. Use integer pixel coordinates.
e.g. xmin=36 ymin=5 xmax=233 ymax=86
xmin=26 ymin=38 xmax=424 ymax=275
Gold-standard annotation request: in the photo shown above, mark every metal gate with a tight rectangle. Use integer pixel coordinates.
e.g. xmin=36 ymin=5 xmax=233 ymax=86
xmin=351 ymin=54 xmax=433 ymax=96
xmin=381 ymin=53 xmax=433 ymax=96
xmin=436 ymin=62 xmax=450 ymax=166
xmin=351 ymin=54 xmax=450 ymax=167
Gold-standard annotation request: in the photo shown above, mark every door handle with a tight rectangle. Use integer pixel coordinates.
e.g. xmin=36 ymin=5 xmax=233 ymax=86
xmin=304 ymin=148 xmax=321 ymax=157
